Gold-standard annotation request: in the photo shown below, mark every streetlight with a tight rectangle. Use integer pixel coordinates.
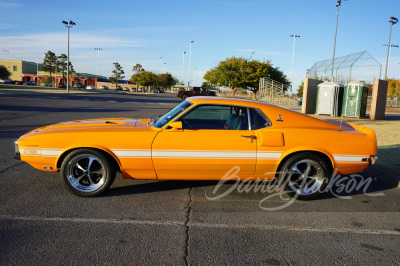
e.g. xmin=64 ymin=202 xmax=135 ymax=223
xmin=61 ymin=20 xmax=76 ymax=92
xmin=182 ymin=51 xmax=186 ymax=83
xmin=188 ymin=40 xmax=194 ymax=86
xmin=331 ymin=0 xmax=345 ymax=82
xmin=383 ymin=43 xmax=399 ymax=79
xmin=289 ymin=34 xmax=300 ymax=93
xmin=95 ymin=48 xmax=102 ymax=76
xmin=385 ymin=16 xmax=398 ymax=80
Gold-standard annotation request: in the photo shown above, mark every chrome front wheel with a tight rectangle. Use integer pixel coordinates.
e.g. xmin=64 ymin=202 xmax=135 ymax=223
xmin=61 ymin=149 xmax=116 ymax=197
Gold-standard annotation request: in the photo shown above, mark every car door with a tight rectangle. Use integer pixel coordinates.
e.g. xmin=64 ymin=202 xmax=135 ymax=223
xmin=152 ymin=104 xmax=257 ymax=180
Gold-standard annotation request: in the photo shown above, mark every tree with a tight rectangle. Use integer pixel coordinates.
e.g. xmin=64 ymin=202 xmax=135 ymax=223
xmin=42 ymin=51 xmax=57 ymax=84
xmin=387 ymin=78 xmax=400 ymax=106
xmin=131 ymin=71 xmax=158 ymax=91
xmin=57 ymin=54 xmax=74 ymax=83
xmin=0 ymin=65 xmax=11 ymax=80
xmin=132 ymin=63 xmax=145 ymax=74
xmin=297 ymin=81 xmax=304 ymax=97
xmin=109 ymin=62 xmax=125 ymax=90
xmin=157 ymin=73 xmax=175 ymax=90
xmin=204 ymin=56 xmax=289 ymax=99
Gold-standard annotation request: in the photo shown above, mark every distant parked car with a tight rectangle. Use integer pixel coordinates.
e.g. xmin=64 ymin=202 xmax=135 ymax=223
xmin=73 ymin=83 xmax=85 ymax=89
xmin=116 ymin=85 xmax=122 ymax=91
xmin=99 ymin=85 xmax=109 ymax=90
xmin=58 ymin=83 xmax=67 ymax=88
xmin=130 ymin=88 xmax=137 ymax=92
xmin=23 ymin=81 xmax=36 ymax=86
xmin=86 ymin=85 xmax=96 ymax=90
xmin=41 ymin=83 xmax=52 ymax=87
xmin=152 ymin=88 xmax=164 ymax=93
xmin=123 ymin=87 xmax=129 ymax=91
xmin=15 ymin=81 xmax=24 ymax=85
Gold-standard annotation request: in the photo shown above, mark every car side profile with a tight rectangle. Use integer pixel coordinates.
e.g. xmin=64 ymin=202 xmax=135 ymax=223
xmin=15 ymin=97 xmax=377 ymax=199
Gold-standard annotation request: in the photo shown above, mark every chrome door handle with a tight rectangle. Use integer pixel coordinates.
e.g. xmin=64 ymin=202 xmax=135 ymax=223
xmin=241 ymin=135 xmax=256 ymax=143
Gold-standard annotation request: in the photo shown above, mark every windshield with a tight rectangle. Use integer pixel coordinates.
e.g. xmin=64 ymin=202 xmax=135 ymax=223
xmin=153 ymin=101 xmax=192 ymax=128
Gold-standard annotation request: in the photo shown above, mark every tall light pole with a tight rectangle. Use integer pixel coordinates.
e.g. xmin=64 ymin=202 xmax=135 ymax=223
xmin=182 ymin=51 xmax=186 ymax=83
xmin=95 ymin=48 xmax=102 ymax=76
xmin=62 ymin=20 xmax=76 ymax=92
xmin=289 ymin=34 xmax=300 ymax=93
xmin=160 ymin=57 xmax=163 ymax=74
xmin=383 ymin=44 xmax=399 ymax=79
xmin=193 ymin=67 xmax=196 ymax=87
xmin=164 ymin=62 xmax=166 ymax=73
xmin=188 ymin=40 xmax=194 ymax=86
xmin=331 ymin=0 xmax=344 ymax=82
xmin=385 ymin=17 xmax=398 ymax=80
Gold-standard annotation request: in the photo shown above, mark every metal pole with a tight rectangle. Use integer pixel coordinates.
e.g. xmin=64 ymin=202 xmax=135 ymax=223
xmin=331 ymin=1 xmax=341 ymax=81
xmin=289 ymin=35 xmax=299 ymax=93
xmin=385 ymin=24 xmax=393 ymax=80
xmin=160 ymin=57 xmax=163 ymax=74
xmin=385 ymin=17 xmax=398 ymax=79
xmin=67 ymin=26 xmax=70 ymax=92
xmin=188 ymin=40 xmax=194 ymax=86
xmin=95 ymin=48 xmax=102 ymax=76
xmin=193 ymin=67 xmax=196 ymax=87
xmin=182 ymin=51 xmax=186 ymax=83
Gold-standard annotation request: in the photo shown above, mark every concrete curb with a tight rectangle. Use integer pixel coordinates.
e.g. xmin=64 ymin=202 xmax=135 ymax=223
xmin=363 ymin=165 xmax=400 ymax=188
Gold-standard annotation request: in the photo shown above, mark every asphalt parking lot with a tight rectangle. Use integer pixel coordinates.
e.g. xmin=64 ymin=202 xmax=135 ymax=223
xmin=1 ymin=87 xmax=399 ymax=265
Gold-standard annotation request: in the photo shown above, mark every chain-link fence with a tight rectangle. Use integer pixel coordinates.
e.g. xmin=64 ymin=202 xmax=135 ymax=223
xmin=306 ymin=51 xmax=382 ymax=84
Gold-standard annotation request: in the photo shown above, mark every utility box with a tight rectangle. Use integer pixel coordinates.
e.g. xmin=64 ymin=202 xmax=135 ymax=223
xmin=315 ymin=82 xmax=344 ymax=116
xmin=342 ymin=81 xmax=369 ymax=118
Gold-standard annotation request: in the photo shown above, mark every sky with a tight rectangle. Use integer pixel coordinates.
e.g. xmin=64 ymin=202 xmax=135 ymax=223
xmin=0 ymin=0 xmax=399 ymax=92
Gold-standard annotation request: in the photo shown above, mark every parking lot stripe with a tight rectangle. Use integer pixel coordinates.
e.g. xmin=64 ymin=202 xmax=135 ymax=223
xmin=1 ymin=215 xmax=399 ymax=236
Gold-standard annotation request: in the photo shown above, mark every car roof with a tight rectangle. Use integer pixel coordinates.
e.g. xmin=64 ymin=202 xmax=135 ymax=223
xmin=187 ymin=96 xmax=276 ymax=110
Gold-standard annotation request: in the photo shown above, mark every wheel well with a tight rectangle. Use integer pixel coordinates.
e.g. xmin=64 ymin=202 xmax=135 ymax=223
xmin=57 ymin=148 xmax=121 ymax=172
xmin=275 ymin=151 xmax=333 ymax=178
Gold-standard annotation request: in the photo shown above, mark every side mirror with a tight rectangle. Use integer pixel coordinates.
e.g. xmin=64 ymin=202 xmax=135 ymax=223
xmin=168 ymin=121 xmax=183 ymax=131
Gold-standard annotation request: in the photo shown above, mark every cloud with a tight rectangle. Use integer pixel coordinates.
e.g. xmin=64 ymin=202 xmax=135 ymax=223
xmin=0 ymin=0 xmax=20 ymax=8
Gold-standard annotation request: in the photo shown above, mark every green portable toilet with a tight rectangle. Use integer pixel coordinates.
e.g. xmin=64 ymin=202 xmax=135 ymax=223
xmin=342 ymin=81 xmax=369 ymax=118
xmin=315 ymin=82 xmax=344 ymax=117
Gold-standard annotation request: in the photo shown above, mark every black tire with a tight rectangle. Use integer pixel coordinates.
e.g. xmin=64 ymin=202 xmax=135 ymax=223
xmin=60 ymin=149 xmax=116 ymax=197
xmin=279 ymin=152 xmax=331 ymax=200
xmin=182 ymin=94 xmax=188 ymax=100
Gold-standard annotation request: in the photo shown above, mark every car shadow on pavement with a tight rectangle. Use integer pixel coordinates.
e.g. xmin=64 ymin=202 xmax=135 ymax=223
xmin=105 ymin=171 xmax=397 ymax=201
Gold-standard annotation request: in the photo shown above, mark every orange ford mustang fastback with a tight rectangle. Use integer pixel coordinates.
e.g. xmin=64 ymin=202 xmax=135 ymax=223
xmin=15 ymin=97 xmax=377 ymax=199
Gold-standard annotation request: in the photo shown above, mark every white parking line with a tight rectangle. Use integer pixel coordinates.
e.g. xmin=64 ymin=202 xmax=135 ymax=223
xmin=1 ymin=215 xmax=399 ymax=236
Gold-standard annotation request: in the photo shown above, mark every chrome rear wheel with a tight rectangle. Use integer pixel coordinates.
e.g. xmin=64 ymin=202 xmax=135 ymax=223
xmin=280 ymin=153 xmax=331 ymax=200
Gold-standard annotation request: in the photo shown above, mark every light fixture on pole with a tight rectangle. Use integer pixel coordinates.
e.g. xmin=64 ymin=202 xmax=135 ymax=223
xmin=383 ymin=43 xmax=399 ymax=79
xmin=384 ymin=17 xmax=398 ymax=80
xmin=188 ymin=40 xmax=194 ymax=86
xmin=61 ymin=20 xmax=76 ymax=92
xmin=289 ymin=34 xmax=300 ymax=93
xmin=331 ymin=0 xmax=345 ymax=82
xmin=95 ymin=48 xmax=102 ymax=76
xmin=182 ymin=51 xmax=186 ymax=83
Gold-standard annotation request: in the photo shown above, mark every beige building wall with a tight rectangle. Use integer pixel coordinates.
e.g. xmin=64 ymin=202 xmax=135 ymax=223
xmin=0 ymin=59 xmax=42 ymax=81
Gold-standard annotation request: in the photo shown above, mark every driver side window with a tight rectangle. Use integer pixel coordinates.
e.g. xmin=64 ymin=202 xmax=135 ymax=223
xmin=179 ymin=105 xmax=249 ymax=130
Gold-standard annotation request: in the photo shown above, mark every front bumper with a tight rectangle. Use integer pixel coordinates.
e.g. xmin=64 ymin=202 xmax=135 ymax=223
xmin=14 ymin=140 xmax=20 ymax=160
xmin=370 ymin=155 xmax=378 ymax=166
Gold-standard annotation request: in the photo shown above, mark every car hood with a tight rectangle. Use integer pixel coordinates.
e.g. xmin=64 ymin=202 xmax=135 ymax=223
xmin=21 ymin=118 xmax=155 ymax=137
